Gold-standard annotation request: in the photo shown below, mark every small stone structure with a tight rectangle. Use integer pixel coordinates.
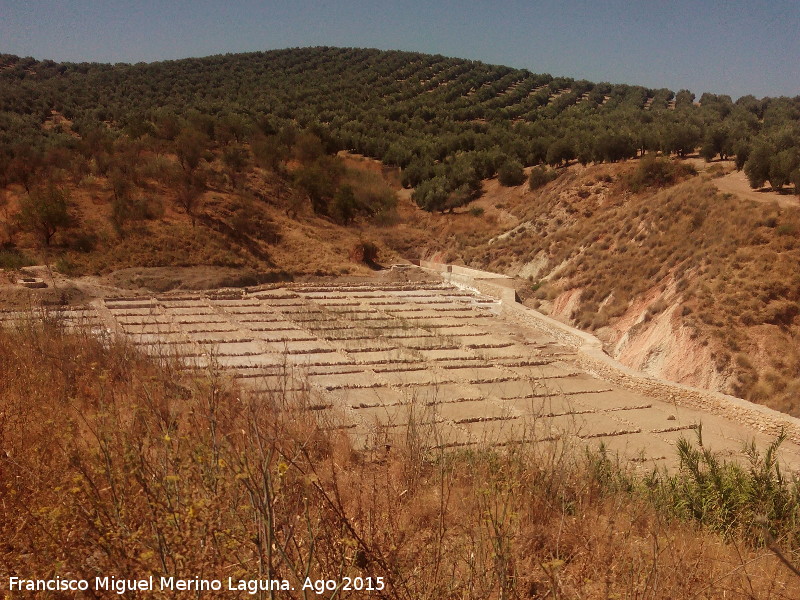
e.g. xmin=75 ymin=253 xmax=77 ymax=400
xmin=3 ymin=267 xmax=800 ymax=471
xmin=18 ymin=277 xmax=47 ymax=289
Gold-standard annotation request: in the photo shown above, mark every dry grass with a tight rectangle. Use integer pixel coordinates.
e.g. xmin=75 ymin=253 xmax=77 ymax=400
xmin=2 ymin=317 xmax=800 ymax=598
xmin=466 ymin=161 xmax=800 ymax=415
xmin=0 ymin=152 xmax=408 ymax=280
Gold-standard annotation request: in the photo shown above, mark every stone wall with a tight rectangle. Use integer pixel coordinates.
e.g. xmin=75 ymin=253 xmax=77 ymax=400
xmin=421 ymin=260 xmax=800 ymax=445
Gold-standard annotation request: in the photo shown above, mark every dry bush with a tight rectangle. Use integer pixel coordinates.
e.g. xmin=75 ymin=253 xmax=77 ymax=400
xmin=350 ymin=240 xmax=379 ymax=265
xmin=477 ymin=168 xmax=800 ymax=414
xmin=623 ymin=155 xmax=697 ymax=192
xmin=2 ymin=319 xmax=800 ymax=598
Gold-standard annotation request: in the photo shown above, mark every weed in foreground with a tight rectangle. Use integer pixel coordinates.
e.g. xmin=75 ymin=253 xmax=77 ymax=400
xmin=2 ymin=319 xmax=800 ymax=598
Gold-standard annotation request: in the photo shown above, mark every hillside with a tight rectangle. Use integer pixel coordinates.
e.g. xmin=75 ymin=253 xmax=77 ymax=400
xmin=0 ymin=47 xmax=798 ymax=416
xmin=5 ymin=46 xmax=800 ymax=594
xmin=441 ymin=159 xmax=800 ymax=416
xmin=0 ymin=144 xmax=414 ymax=284
xmin=2 ymin=46 xmax=799 ymax=209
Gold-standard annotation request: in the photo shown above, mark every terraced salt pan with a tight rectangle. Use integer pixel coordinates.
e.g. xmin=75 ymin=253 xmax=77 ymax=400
xmin=9 ymin=276 xmax=800 ymax=471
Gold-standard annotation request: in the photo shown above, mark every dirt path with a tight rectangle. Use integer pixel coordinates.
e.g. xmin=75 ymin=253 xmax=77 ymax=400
xmin=684 ymin=158 xmax=800 ymax=209
xmin=713 ymin=168 xmax=800 ymax=209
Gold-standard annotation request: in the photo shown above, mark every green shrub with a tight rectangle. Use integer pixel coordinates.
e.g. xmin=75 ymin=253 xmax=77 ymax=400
xmin=412 ymin=176 xmax=451 ymax=212
xmin=659 ymin=429 xmax=800 ymax=546
xmin=625 ymin=155 xmax=696 ymax=192
xmin=528 ymin=166 xmax=558 ymax=190
xmin=330 ymin=184 xmax=357 ymax=225
xmin=497 ymin=160 xmax=526 ymax=186
xmin=0 ymin=249 xmax=35 ymax=269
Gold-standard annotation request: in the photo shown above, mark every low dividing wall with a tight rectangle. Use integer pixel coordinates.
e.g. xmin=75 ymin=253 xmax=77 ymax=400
xmin=421 ymin=261 xmax=800 ymax=445
xmin=419 ymin=261 xmax=518 ymax=303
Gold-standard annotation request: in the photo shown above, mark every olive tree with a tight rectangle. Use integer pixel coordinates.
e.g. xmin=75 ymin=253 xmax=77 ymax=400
xmin=16 ymin=184 xmax=71 ymax=246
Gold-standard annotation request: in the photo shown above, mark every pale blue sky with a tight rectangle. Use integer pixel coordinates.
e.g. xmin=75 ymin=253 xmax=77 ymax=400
xmin=1 ymin=0 xmax=798 ymax=99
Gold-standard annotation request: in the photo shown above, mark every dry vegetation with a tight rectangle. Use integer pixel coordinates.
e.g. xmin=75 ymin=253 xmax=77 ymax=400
xmin=4 ymin=48 xmax=800 ymax=597
xmin=3 ymin=316 xmax=800 ymax=598
xmin=3 ymin=148 xmax=799 ymax=416
xmin=457 ymin=159 xmax=800 ymax=415
xmin=0 ymin=146 xmax=413 ymax=287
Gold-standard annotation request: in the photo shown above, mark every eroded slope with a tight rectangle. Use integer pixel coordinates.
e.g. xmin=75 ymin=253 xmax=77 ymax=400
xmin=448 ymin=161 xmax=800 ymax=415
xmin=4 ymin=271 xmax=799 ymax=471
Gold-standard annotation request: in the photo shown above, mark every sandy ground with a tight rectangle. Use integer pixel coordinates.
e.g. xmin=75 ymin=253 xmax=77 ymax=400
xmin=685 ymin=157 xmax=800 ymax=209
xmin=713 ymin=168 xmax=800 ymax=209
xmin=4 ymin=267 xmax=800 ymax=473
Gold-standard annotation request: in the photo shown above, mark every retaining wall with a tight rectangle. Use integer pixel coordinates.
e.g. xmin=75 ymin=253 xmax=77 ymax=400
xmin=421 ymin=261 xmax=800 ymax=444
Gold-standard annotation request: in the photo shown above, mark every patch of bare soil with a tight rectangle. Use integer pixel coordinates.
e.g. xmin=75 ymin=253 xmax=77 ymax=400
xmin=0 ymin=266 xmax=103 ymax=308
xmin=685 ymin=157 xmax=800 ymax=209
xmin=107 ymin=265 xmax=292 ymax=293
xmin=714 ymin=168 xmax=800 ymax=208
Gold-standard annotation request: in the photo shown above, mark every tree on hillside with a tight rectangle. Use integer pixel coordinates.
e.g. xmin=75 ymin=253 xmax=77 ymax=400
xmin=744 ymin=143 xmax=772 ymax=189
xmin=699 ymin=93 xmax=733 ymax=118
xmin=526 ymin=138 xmax=550 ymax=166
xmin=175 ymin=129 xmax=208 ymax=173
xmin=109 ymin=166 xmax=133 ymax=205
xmin=412 ymin=176 xmax=450 ymax=212
xmin=791 ymin=168 xmax=800 ymax=196
xmin=383 ymin=142 xmax=414 ymax=168
xmin=222 ymin=143 xmax=250 ymax=187
xmin=699 ymin=141 xmax=717 ymax=162
xmin=769 ymin=149 xmax=799 ymax=190
xmin=251 ymin=134 xmax=288 ymax=172
xmin=734 ymin=140 xmax=751 ymax=170
xmin=153 ymin=110 xmax=181 ymax=141
xmin=123 ymin=113 xmax=155 ymax=139
xmin=173 ymin=169 xmax=206 ymax=227
xmin=593 ymin=132 xmax=637 ymax=163
xmin=675 ymin=89 xmax=695 ymax=108
xmin=15 ymin=184 xmax=71 ymax=246
xmin=546 ymin=139 xmax=575 ymax=167
xmin=293 ymin=132 xmax=326 ymax=163
xmin=330 ymin=184 xmax=357 ymax=225
xmin=6 ymin=147 xmax=42 ymax=192
xmin=497 ymin=160 xmax=526 ymax=186
xmin=109 ymin=166 xmax=160 ymax=236
xmin=700 ymin=125 xmax=732 ymax=161
xmin=294 ymin=163 xmax=337 ymax=214
xmin=662 ymin=123 xmax=700 ymax=158
xmin=214 ymin=114 xmax=250 ymax=145
xmin=735 ymin=95 xmax=765 ymax=119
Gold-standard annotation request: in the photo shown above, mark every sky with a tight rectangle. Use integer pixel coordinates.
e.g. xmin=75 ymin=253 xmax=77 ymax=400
xmin=1 ymin=0 xmax=798 ymax=99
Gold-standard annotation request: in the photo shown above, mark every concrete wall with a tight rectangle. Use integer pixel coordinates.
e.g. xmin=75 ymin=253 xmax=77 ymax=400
xmin=420 ymin=260 xmax=518 ymax=303
xmin=420 ymin=261 xmax=800 ymax=444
